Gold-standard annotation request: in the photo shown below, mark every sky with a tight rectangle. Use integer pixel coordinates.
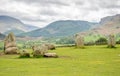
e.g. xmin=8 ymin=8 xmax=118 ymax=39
xmin=0 ymin=0 xmax=120 ymax=28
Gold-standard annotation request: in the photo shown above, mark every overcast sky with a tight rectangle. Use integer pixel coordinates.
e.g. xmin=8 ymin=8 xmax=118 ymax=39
xmin=0 ymin=0 xmax=120 ymax=27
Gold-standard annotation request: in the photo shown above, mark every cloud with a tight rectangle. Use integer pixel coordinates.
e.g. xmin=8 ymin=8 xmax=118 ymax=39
xmin=16 ymin=0 xmax=70 ymax=6
xmin=40 ymin=9 xmax=59 ymax=16
xmin=0 ymin=0 xmax=120 ymax=27
xmin=97 ymin=0 xmax=120 ymax=9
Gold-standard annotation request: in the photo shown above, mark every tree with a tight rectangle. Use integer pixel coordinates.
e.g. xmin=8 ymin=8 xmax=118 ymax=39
xmin=56 ymin=37 xmax=75 ymax=44
xmin=95 ymin=37 xmax=107 ymax=45
xmin=116 ymin=39 xmax=120 ymax=44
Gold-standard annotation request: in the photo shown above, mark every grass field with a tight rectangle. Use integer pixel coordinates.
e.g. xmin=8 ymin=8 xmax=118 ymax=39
xmin=0 ymin=45 xmax=120 ymax=76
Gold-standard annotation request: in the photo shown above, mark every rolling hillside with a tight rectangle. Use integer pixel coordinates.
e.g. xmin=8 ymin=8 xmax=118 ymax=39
xmin=20 ymin=20 xmax=97 ymax=37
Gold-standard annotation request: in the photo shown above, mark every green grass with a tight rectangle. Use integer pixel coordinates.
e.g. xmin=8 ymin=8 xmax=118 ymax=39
xmin=0 ymin=45 xmax=120 ymax=76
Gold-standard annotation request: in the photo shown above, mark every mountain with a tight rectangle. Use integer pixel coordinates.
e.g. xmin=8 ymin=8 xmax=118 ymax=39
xmin=19 ymin=20 xmax=98 ymax=37
xmin=0 ymin=15 xmax=38 ymax=35
xmin=79 ymin=14 xmax=120 ymax=36
xmin=4 ymin=28 xmax=24 ymax=35
xmin=0 ymin=32 xmax=5 ymax=40
xmin=24 ymin=24 xmax=39 ymax=31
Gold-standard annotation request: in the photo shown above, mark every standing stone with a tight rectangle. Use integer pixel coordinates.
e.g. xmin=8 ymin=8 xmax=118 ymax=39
xmin=4 ymin=33 xmax=18 ymax=54
xmin=32 ymin=44 xmax=48 ymax=57
xmin=32 ymin=44 xmax=58 ymax=58
xmin=44 ymin=44 xmax=56 ymax=50
xmin=75 ymin=34 xmax=84 ymax=48
xmin=108 ymin=34 xmax=116 ymax=48
xmin=19 ymin=50 xmax=30 ymax=58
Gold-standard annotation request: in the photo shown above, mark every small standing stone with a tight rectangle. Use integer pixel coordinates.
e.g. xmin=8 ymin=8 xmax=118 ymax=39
xmin=19 ymin=50 xmax=30 ymax=58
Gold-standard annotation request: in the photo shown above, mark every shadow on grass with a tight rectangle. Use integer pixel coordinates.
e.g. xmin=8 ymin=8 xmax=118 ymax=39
xmin=17 ymin=55 xmax=59 ymax=59
xmin=102 ymin=46 xmax=117 ymax=49
xmin=74 ymin=46 xmax=86 ymax=49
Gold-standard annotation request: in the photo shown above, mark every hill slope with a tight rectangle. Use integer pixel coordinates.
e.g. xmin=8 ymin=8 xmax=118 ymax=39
xmin=82 ymin=14 xmax=120 ymax=36
xmin=20 ymin=20 xmax=97 ymax=37
xmin=0 ymin=15 xmax=38 ymax=35
xmin=0 ymin=33 xmax=5 ymax=40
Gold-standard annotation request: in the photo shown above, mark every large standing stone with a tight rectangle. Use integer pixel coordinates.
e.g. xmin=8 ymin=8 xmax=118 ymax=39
xmin=75 ymin=34 xmax=84 ymax=48
xmin=4 ymin=33 xmax=18 ymax=54
xmin=108 ymin=34 xmax=116 ymax=48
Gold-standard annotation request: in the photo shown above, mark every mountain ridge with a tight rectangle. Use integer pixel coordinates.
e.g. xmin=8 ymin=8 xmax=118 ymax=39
xmin=80 ymin=14 xmax=120 ymax=36
xmin=0 ymin=14 xmax=120 ymax=38
xmin=0 ymin=15 xmax=39 ymax=35
xmin=19 ymin=20 xmax=98 ymax=37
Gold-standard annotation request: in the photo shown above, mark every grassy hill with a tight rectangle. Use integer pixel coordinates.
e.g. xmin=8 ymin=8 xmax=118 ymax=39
xmin=20 ymin=20 xmax=97 ymax=37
